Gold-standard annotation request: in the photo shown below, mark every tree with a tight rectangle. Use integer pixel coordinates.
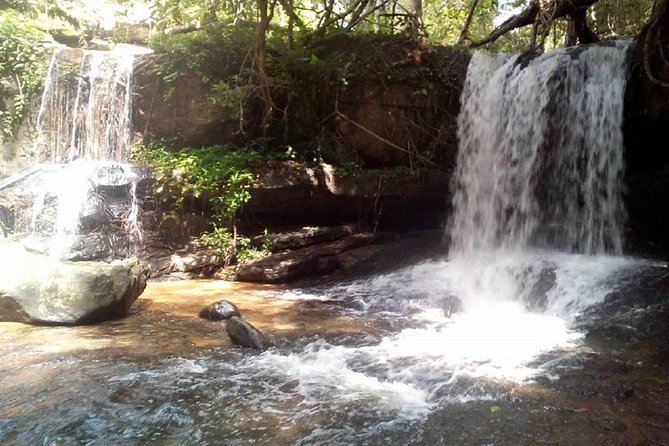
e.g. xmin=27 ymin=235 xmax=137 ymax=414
xmin=470 ymin=0 xmax=657 ymax=51
xmin=457 ymin=0 xmax=481 ymax=44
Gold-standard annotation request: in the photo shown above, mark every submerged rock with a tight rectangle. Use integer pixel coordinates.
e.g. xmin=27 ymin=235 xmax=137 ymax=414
xmin=524 ymin=265 xmax=557 ymax=312
xmin=0 ymin=242 xmax=150 ymax=324
xmin=226 ymin=316 xmax=273 ymax=350
xmin=439 ymin=295 xmax=462 ymax=317
xmin=199 ymin=299 xmax=241 ymax=321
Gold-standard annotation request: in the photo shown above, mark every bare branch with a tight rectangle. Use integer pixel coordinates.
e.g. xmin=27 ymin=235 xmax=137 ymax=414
xmin=471 ymin=1 xmax=540 ymax=48
xmin=458 ymin=0 xmax=481 ymax=45
xmin=470 ymin=0 xmax=600 ymax=48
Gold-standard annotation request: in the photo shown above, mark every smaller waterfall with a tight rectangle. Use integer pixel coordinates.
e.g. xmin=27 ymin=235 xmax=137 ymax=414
xmin=35 ymin=46 xmax=143 ymax=163
xmin=0 ymin=45 xmax=151 ymax=259
xmin=451 ymin=42 xmax=632 ymax=256
xmin=17 ymin=161 xmax=146 ymax=259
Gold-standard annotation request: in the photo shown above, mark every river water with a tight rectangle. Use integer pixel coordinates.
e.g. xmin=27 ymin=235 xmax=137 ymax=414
xmin=1 ymin=254 xmax=668 ymax=445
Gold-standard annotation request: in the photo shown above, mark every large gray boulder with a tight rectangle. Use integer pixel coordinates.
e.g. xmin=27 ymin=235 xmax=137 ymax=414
xmin=0 ymin=242 xmax=150 ymax=324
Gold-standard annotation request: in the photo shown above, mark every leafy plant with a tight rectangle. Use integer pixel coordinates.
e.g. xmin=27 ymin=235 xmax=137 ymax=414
xmin=0 ymin=10 xmax=49 ymax=141
xmin=131 ymin=142 xmax=264 ymax=265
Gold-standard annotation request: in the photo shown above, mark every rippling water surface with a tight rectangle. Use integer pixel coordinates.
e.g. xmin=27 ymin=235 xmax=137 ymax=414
xmin=2 ymin=253 xmax=669 ymax=445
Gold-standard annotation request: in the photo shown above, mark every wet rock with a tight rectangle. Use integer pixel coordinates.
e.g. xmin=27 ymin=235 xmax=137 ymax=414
xmin=439 ymin=295 xmax=462 ymax=317
xmin=226 ymin=316 xmax=273 ymax=350
xmin=79 ymin=194 xmax=111 ymax=231
xmin=199 ymin=299 xmax=241 ymax=321
xmin=524 ymin=265 xmax=556 ymax=312
xmin=583 ymin=266 xmax=669 ymax=345
xmin=0 ymin=242 xmax=150 ymax=324
xmin=236 ymin=233 xmax=380 ymax=283
xmin=61 ymin=233 xmax=112 ymax=261
xmin=255 ymin=225 xmax=356 ymax=252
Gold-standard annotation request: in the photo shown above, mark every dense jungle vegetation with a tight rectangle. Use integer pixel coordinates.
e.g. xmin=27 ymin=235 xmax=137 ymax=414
xmin=0 ymin=0 xmax=664 ymax=264
xmin=0 ymin=0 xmax=660 ymax=144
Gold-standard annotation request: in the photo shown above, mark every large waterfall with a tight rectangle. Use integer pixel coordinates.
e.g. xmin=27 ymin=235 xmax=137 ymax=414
xmin=451 ymin=42 xmax=631 ymax=256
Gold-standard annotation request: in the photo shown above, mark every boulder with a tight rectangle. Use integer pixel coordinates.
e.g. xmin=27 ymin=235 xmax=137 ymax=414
xmin=79 ymin=194 xmax=111 ymax=231
xmin=226 ymin=316 xmax=273 ymax=350
xmin=0 ymin=242 xmax=150 ymax=324
xmin=60 ymin=233 xmax=112 ymax=261
xmin=199 ymin=299 xmax=241 ymax=321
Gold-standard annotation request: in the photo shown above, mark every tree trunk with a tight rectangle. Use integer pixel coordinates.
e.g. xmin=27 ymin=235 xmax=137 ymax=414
xmin=411 ymin=0 xmax=422 ymax=21
xmin=256 ymin=0 xmax=273 ymax=136
xmin=565 ymin=7 xmax=599 ymax=46
xmin=458 ymin=0 xmax=481 ymax=45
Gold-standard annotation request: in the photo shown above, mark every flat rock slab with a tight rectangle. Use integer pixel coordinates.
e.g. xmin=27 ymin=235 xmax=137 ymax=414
xmin=236 ymin=233 xmax=381 ymax=283
xmin=0 ymin=242 xmax=150 ymax=325
xmin=254 ymin=225 xmax=356 ymax=252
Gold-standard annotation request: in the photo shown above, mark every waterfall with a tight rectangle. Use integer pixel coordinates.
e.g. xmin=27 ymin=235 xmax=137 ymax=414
xmin=450 ymin=42 xmax=632 ymax=257
xmin=35 ymin=46 xmax=141 ymax=163
xmin=4 ymin=45 xmax=151 ymax=259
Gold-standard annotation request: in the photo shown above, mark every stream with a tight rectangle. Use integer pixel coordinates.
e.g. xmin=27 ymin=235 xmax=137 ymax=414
xmin=1 ymin=251 xmax=668 ymax=445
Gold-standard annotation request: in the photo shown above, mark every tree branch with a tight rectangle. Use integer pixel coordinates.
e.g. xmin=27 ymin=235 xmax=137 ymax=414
xmin=470 ymin=0 xmax=600 ymax=48
xmin=471 ymin=2 xmax=540 ymax=48
xmin=458 ymin=0 xmax=481 ymax=45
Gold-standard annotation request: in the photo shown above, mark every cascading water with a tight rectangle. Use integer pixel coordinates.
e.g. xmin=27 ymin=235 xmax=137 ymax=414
xmin=4 ymin=42 xmax=668 ymax=446
xmin=201 ymin=41 xmax=646 ymax=442
xmin=451 ymin=42 xmax=630 ymax=257
xmin=35 ymin=46 xmax=137 ymax=163
xmin=444 ymin=41 xmax=634 ymax=308
xmin=1 ymin=45 xmax=149 ymax=258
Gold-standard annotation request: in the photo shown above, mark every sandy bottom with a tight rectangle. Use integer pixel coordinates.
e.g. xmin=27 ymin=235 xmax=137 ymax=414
xmin=0 ymin=279 xmax=366 ymax=363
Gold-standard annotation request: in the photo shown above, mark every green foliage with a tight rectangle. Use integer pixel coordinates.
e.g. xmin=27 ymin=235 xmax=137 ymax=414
xmin=196 ymin=226 xmax=235 ymax=263
xmin=235 ymin=234 xmax=271 ymax=264
xmin=149 ymin=23 xmax=265 ymax=122
xmin=197 ymin=227 xmax=270 ymax=265
xmin=0 ymin=9 xmax=49 ymax=140
xmin=150 ymin=0 xmax=256 ymax=30
xmin=131 ymin=142 xmax=258 ymax=222
xmin=131 ymin=142 xmax=265 ymax=265
xmin=424 ymin=0 xmax=499 ymax=46
xmin=590 ymin=0 xmax=655 ymax=39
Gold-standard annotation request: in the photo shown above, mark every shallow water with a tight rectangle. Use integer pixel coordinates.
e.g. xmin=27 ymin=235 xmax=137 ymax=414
xmin=1 ymin=253 xmax=669 ymax=445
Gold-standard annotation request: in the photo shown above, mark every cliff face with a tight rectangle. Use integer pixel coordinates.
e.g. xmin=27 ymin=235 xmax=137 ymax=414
xmin=625 ymin=6 xmax=669 ymax=256
xmin=131 ymin=36 xmax=471 ymax=235
xmin=134 ymin=35 xmax=471 ymax=170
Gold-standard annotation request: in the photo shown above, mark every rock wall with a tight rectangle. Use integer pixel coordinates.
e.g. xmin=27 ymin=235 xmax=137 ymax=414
xmin=241 ymin=162 xmax=451 ymax=233
xmin=135 ymin=35 xmax=471 ymax=170
xmin=624 ymin=6 xmax=669 ymax=257
xmin=133 ymin=62 xmax=246 ymax=148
